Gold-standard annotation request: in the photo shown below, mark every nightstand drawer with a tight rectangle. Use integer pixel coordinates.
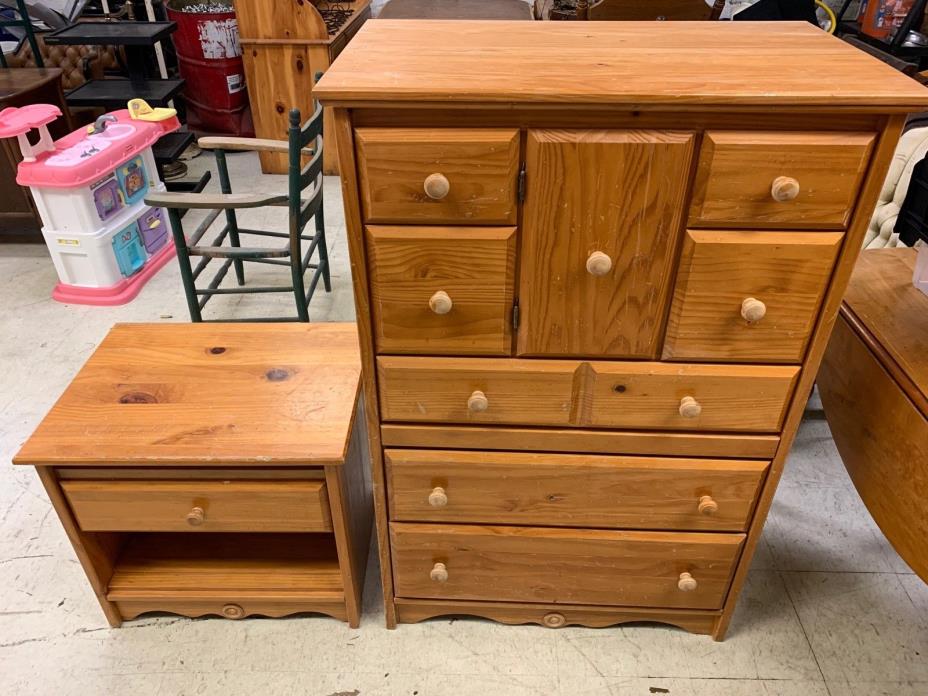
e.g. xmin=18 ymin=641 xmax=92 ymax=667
xmin=377 ymin=356 xmax=798 ymax=432
xmin=387 ymin=449 xmax=768 ymax=532
xmin=662 ymin=230 xmax=843 ymax=363
xmin=355 ymin=128 xmax=520 ymax=224
xmin=689 ymin=130 xmax=874 ymax=229
xmin=367 ymin=225 xmax=517 ymax=355
xmin=391 ymin=523 xmax=744 ymax=610
xmin=61 ymin=480 xmax=333 ymax=532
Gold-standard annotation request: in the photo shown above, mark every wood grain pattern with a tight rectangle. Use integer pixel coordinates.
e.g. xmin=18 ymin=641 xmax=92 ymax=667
xmin=61 ymin=480 xmax=332 ymax=533
xmin=13 ymin=323 xmax=361 ymax=467
xmin=355 ymin=128 xmax=519 ymax=224
xmin=106 ymin=533 xmax=344 ymax=598
xmin=367 ymin=226 xmax=516 ymax=355
xmin=380 ymin=424 xmax=780 ymax=459
xmin=818 ymin=284 xmax=928 ymax=582
xmin=689 ymin=131 xmax=875 ymax=228
xmin=839 ymin=248 xmax=928 ymax=411
xmin=390 ymin=523 xmax=743 ymax=610
xmin=115 ymin=597 xmax=348 ymax=622
xmin=386 ymin=449 xmax=768 ymax=531
xmin=394 ymin=597 xmax=718 ymax=633
xmin=378 ymin=356 xmax=798 ymax=432
xmin=662 ymin=230 xmax=842 ymax=363
xmin=313 ymin=21 xmax=928 ymax=110
xmin=518 ymin=129 xmax=695 ymax=357
xmin=332 ymin=107 xmax=399 ymax=627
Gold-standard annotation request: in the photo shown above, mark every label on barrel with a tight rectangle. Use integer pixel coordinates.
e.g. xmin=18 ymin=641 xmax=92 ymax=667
xmin=227 ymin=74 xmax=244 ymax=94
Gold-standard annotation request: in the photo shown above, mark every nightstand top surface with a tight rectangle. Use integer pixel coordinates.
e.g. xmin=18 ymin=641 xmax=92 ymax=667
xmin=314 ymin=20 xmax=928 ymax=111
xmin=14 ymin=323 xmax=362 ymax=467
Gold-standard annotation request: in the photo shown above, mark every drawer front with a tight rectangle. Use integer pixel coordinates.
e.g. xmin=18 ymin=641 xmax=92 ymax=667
xmin=387 ymin=449 xmax=769 ymax=531
xmin=662 ymin=230 xmax=843 ymax=363
xmin=367 ymin=226 xmax=517 ymax=355
xmin=356 ymin=128 xmax=520 ymax=224
xmin=61 ymin=480 xmax=332 ymax=532
xmin=689 ymin=130 xmax=874 ymax=229
xmin=377 ymin=356 xmax=798 ymax=432
xmin=391 ymin=523 xmax=744 ymax=610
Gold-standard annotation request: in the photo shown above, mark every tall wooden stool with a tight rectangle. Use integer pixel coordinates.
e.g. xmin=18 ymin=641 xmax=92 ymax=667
xmin=14 ymin=322 xmax=372 ymax=627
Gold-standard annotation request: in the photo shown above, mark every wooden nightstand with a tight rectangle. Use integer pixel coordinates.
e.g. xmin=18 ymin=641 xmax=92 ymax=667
xmin=14 ymin=323 xmax=372 ymax=627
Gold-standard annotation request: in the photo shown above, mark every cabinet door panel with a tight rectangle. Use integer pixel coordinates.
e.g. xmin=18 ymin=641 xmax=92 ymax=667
xmin=517 ymin=129 xmax=695 ymax=358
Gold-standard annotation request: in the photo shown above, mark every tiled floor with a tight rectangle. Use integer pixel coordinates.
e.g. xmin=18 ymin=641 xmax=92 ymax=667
xmin=0 ymin=151 xmax=925 ymax=696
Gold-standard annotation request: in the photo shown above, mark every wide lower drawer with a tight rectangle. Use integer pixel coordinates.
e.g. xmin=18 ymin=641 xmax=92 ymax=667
xmin=376 ymin=356 xmax=798 ymax=432
xmin=386 ymin=449 xmax=768 ymax=532
xmin=61 ymin=480 xmax=333 ymax=532
xmin=391 ymin=523 xmax=744 ymax=610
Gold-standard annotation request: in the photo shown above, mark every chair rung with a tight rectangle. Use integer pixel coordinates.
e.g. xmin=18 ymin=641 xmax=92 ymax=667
xmin=235 ymin=228 xmax=290 ymax=239
xmin=244 ymin=257 xmax=291 ymax=267
xmin=189 ymin=246 xmax=290 ymax=259
xmin=196 ymin=285 xmax=295 ymax=296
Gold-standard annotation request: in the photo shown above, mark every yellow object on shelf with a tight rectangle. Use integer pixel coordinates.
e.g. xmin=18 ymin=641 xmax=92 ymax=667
xmin=127 ymin=99 xmax=177 ymax=122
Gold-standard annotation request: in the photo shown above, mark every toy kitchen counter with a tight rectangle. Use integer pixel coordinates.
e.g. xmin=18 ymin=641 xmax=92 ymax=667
xmin=0 ymin=100 xmax=179 ymax=305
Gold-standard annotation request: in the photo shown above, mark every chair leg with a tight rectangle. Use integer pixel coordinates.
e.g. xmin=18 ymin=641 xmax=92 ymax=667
xmin=315 ymin=205 xmax=332 ymax=293
xmin=215 ymin=149 xmax=245 ymax=286
xmin=167 ymin=207 xmax=202 ymax=322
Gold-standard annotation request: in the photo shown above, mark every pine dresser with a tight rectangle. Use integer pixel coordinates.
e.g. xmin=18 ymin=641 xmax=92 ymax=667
xmin=314 ymin=20 xmax=928 ymax=639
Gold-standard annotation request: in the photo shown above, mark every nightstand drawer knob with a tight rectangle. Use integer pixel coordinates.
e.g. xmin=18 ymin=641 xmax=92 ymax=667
xmin=430 ymin=562 xmax=449 ymax=583
xmin=429 ymin=290 xmax=453 ymax=315
xmin=543 ymin=612 xmax=566 ymax=628
xmin=679 ymin=396 xmax=702 ymax=419
xmin=424 ymin=173 xmax=450 ymax=200
xmin=467 ymin=390 xmax=489 ymax=413
xmin=185 ymin=506 xmax=206 ymax=526
xmin=222 ymin=603 xmax=245 ymax=619
xmin=771 ymin=176 xmax=800 ymax=202
xmin=678 ymin=572 xmax=698 ymax=592
xmin=428 ymin=486 xmax=448 ymax=507
xmin=741 ymin=297 xmax=767 ymax=322
xmin=586 ymin=250 xmax=612 ymax=276
xmin=698 ymin=495 xmax=719 ymax=515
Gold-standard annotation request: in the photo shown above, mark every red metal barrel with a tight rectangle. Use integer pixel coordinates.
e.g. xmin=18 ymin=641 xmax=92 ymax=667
xmin=166 ymin=1 xmax=251 ymax=135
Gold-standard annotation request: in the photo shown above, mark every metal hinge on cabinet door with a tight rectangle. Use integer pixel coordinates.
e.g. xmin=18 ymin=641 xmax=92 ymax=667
xmin=512 ymin=302 xmax=520 ymax=330
xmin=517 ymin=165 xmax=526 ymax=202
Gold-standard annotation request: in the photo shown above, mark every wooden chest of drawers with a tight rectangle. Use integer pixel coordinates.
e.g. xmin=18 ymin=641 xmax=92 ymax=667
xmin=315 ymin=20 xmax=928 ymax=638
xmin=14 ymin=324 xmax=373 ymax=627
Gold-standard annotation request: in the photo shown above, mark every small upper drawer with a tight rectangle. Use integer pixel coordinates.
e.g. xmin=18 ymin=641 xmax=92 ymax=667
xmin=355 ymin=128 xmax=520 ymax=224
xmin=391 ymin=522 xmax=744 ymax=610
xmin=387 ymin=448 xmax=768 ymax=532
xmin=662 ymin=230 xmax=843 ymax=363
xmin=367 ymin=226 xmax=516 ymax=355
xmin=689 ymin=130 xmax=875 ymax=229
xmin=61 ymin=480 xmax=332 ymax=532
xmin=377 ymin=356 xmax=798 ymax=432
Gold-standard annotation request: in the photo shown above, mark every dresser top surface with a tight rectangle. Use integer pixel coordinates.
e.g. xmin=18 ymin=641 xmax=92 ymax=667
xmin=14 ymin=323 xmax=362 ymax=467
xmin=314 ymin=20 xmax=928 ymax=111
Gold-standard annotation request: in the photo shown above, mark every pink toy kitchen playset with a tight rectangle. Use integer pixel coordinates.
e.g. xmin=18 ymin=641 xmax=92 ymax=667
xmin=0 ymin=101 xmax=180 ymax=305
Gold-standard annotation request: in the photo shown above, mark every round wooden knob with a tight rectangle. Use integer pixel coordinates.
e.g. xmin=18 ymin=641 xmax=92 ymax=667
xmin=741 ymin=297 xmax=767 ymax=323
xmin=185 ymin=506 xmax=206 ymax=526
xmin=428 ymin=486 xmax=448 ymax=507
xmin=678 ymin=572 xmax=698 ymax=592
xmin=542 ymin=612 xmax=566 ymax=628
xmin=585 ymin=251 xmax=612 ymax=276
xmin=222 ymin=603 xmax=244 ymax=619
xmin=467 ymin=390 xmax=488 ymax=413
xmin=424 ymin=173 xmax=450 ymax=200
xmin=429 ymin=290 xmax=453 ymax=315
xmin=430 ymin=562 xmax=449 ymax=583
xmin=698 ymin=495 xmax=719 ymax=515
xmin=679 ymin=396 xmax=702 ymax=419
xmin=770 ymin=175 xmax=800 ymax=202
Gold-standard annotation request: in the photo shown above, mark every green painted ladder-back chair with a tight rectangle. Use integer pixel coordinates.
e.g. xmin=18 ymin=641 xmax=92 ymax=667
xmin=145 ymin=104 xmax=331 ymax=322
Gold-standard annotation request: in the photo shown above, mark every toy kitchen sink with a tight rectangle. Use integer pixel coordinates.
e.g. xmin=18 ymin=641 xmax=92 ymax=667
xmin=0 ymin=101 xmax=180 ymax=305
